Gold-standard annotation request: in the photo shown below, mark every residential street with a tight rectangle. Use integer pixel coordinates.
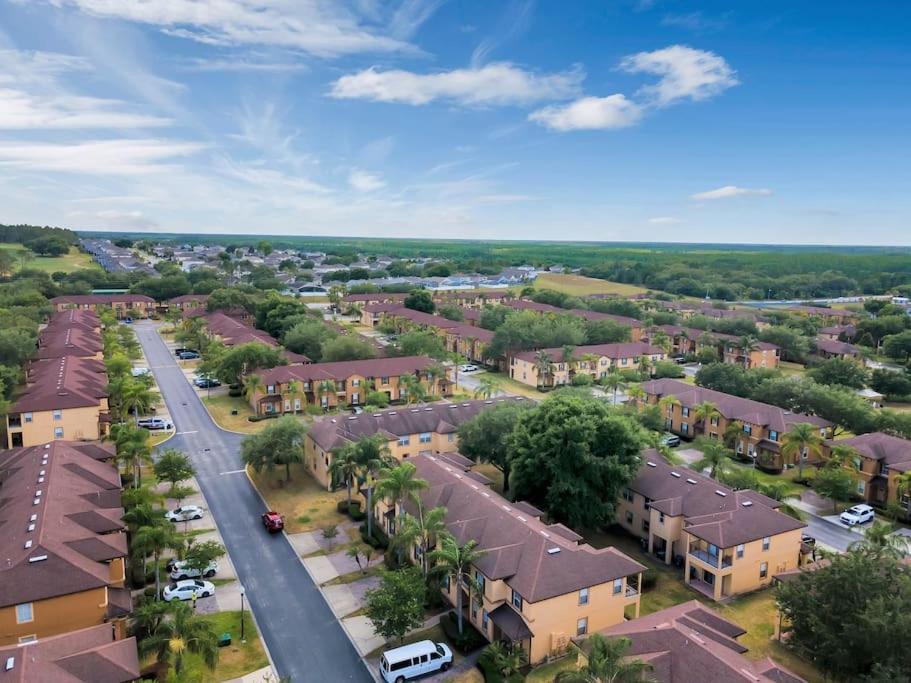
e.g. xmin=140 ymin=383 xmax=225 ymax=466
xmin=133 ymin=321 xmax=372 ymax=683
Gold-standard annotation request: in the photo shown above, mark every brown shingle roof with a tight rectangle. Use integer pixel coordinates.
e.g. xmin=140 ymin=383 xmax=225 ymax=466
xmin=0 ymin=442 xmax=127 ymax=608
xmin=257 ymin=355 xmax=435 ymax=389
xmin=592 ymin=600 xmax=805 ymax=683
xmin=11 ymin=356 xmax=108 ymax=413
xmin=307 ymin=397 xmax=530 ymax=451
xmin=0 ymin=624 xmax=139 ymax=683
xmin=825 ymin=432 xmax=911 ymax=467
xmin=412 ymin=454 xmax=645 ymax=602
xmin=815 ymin=337 xmax=860 ymax=356
xmin=51 ymin=294 xmax=154 ymax=306
xmin=640 ymin=378 xmax=831 ymax=432
xmin=504 ymin=300 xmax=641 ymax=327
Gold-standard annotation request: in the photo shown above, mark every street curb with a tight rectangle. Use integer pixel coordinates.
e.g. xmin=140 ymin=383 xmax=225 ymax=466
xmin=244 ymin=466 xmax=380 ymax=682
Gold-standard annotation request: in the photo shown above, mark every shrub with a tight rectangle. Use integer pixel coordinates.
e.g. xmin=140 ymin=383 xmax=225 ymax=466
xmin=640 ymin=568 xmax=658 ymax=591
xmin=652 ymin=360 xmax=685 ymax=379
xmin=305 ymin=404 xmax=324 ymax=416
xmin=440 ymin=611 xmax=487 ymax=654
xmin=337 ymin=500 xmax=362 ymax=514
xmin=359 ymin=522 xmax=389 ymax=549
xmin=570 ymin=374 xmax=594 ymax=386
xmin=228 ymin=387 xmax=243 ymax=397
xmin=478 ymin=646 xmax=526 ymax=683
xmin=248 ymin=413 xmax=279 ymax=422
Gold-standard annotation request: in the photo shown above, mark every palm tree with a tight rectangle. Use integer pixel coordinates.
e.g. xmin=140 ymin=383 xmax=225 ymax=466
xmin=111 ymin=424 xmax=152 ymax=488
xmin=850 ymin=521 xmax=910 ymax=559
xmin=555 ymin=634 xmax=652 ymax=683
xmin=374 ymin=462 xmax=428 ymax=524
xmin=692 ymin=437 xmax=731 ymax=480
xmin=561 ymin=344 xmax=576 ymax=364
xmin=139 ymin=602 xmax=218 ymax=678
xmin=757 ymin=481 xmax=803 ymax=520
xmin=481 ymin=642 xmax=528 ymax=680
xmin=473 ymin=375 xmax=500 ymax=400
xmin=626 ymin=384 xmax=645 ymax=406
xmin=533 ymin=350 xmax=554 ymax=389
xmin=693 ymin=401 xmax=721 ymax=436
xmin=638 ymin=356 xmax=652 ymax=377
xmin=781 ymin=423 xmax=824 ymax=480
xmin=243 ymin=373 xmax=263 ymax=402
xmin=352 ymin=435 xmax=394 ymax=539
xmin=399 ymin=374 xmax=426 ymax=404
xmin=121 ymin=380 xmax=155 ymax=422
xmin=651 ymin=331 xmax=672 ymax=356
xmin=723 ymin=419 xmax=745 ymax=452
xmin=429 ymin=535 xmax=486 ymax=636
xmin=425 ymin=364 xmax=446 ymax=396
xmin=737 ymin=335 xmax=759 ymax=368
xmin=133 ymin=523 xmax=181 ymax=600
xmin=827 ymin=444 xmax=860 ymax=471
xmin=316 ymin=379 xmax=336 ymax=409
xmin=328 ymin=447 xmax=360 ymax=509
xmin=285 ymin=379 xmax=301 ymax=414
xmin=895 ymin=470 xmax=911 ymax=520
xmin=582 ymin=352 xmax=600 ymax=379
xmin=130 ymin=600 xmax=172 ymax=641
xmin=601 ymin=372 xmax=626 ymax=405
xmin=392 ymin=505 xmax=448 ymax=576
xmin=657 ymin=395 xmax=680 ymax=421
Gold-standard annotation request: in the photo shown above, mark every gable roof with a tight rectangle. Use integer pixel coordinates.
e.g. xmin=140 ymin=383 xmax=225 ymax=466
xmin=513 ymin=342 xmax=663 ymax=363
xmin=257 ymin=355 xmax=435 ymax=390
xmin=815 ymin=337 xmax=860 ymax=356
xmin=412 ymin=454 xmax=645 ymax=603
xmin=51 ymin=294 xmax=154 ymax=306
xmin=639 ymin=378 xmax=831 ymax=432
xmin=11 ymin=356 xmax=108 ymax=413
xmin=825 ymin=432 xmax=911 ymax=469
xmin=0 ymin=442 xmax=127 ymax=608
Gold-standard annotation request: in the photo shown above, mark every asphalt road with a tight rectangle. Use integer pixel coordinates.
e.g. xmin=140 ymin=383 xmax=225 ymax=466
xmin=134 ymin=322 xmax=372 ymax=683
xmin=802 ymin=513 xmax=864 ymax=553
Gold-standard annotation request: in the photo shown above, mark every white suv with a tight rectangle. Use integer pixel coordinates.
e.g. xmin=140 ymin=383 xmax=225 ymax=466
xmin=840 ymin=504 xmax=874 ymax=526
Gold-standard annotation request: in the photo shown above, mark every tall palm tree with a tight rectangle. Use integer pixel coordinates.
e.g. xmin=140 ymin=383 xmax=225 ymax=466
xmin=243 ymin=374 xmax=263 ymax=402
xmin=737 ymin=335 xmax=760 ymax=369
xmin=561 ymin=344 xmax=576 ymax=364
xmin=756 ymin=481 xmax=803 ymax=520
xmin=781 ymin=423 xmax=824 ymax=480
xmin=651 ymin=331 xmax=672 ymax=356
xmin=601 ymin=372 xmax=626 ymax=405
xmin=316 ymin=380 xmax=336 ymax=409
xmin=399 ymin=374 xmax=426 ymax=404
xmin=425 ymin=364 xmax=446 ymax=396
xmin=827 ymin=444 xmax=860 ymax=471
xmin=723 ymin=419 xmax=745 ymax=452
xmin=121 ymin=380 xmax=154 ymax=422
xmin=692 ymin=437 xmax=731 ymax=480
xmin=657 ymin=395 xmax=680 ymax=419
xmin=626 ymin=384 xmax=645 ymax=406
xmin=693 ymin=401 xmax=721 ymax=436
xmin=555 ymin=634 xmax=652 ymax=683
xmin=850 ymin=521 xmax=910 ymax=559
xmin=429 ymin=535 xmax=486 ymax=636
xmin=328 ymin=447 xmax=360 ymax=508
xmin=111 ymin=424 xmax=152 ymax=488
xmin=374 ymin=462 xmax=428 ymax=526
xmin=352 ymin=435 xmax=394 ymax=539
xmin=133 ymin=523 xmax=181 ymax=600
xmin=130 ymin=600 xmax=172 ymax=641
xmin=533 ymin=350 xmax=553 ymax=389
xmin=473 ymin=375 xmax=500 ymax=400
xmin=139 ymin=602 xmax=218 ymax=678
xmin=392 ymin=505 xmax=448 ymax=575
xmin=638 ymin=356 xmax=652 ymax=377
xmin=895 ymin=470 xmax=911 ymax=520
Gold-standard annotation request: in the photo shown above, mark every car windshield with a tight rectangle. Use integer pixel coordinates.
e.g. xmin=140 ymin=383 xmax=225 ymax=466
xmin=435 ymin=644 xmax=445 ymax=656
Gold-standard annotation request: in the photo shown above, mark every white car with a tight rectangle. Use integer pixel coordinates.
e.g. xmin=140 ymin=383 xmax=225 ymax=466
xmin=169 ymin=560 xmax=218 ymax=580
xmin=166 ymin=505 xmax=205 ymax=522
xmin=459 ymin=364 xmax=478 ymax=373
xmin=840 ymin=504 xmax=875 ymax=526
xmin=162 ymin=579 xmax=214 ymax=602
xmin=137 ymin=417 xmax=173 ymax=431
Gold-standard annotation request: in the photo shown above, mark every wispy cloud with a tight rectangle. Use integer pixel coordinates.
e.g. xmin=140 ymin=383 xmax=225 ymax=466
xmin=620 ymin=44 xmax=738 ymax=106
xmin=46 ymin=0 xmax=413 ymax=58
xmin=388 ymin=0 xmax=447 ymax=40
xmin=0 ymin=139 xmax=205 ymax=174
xmin=648 ymin=216 xmax=682 ymax=224
xmin=528 ymin=94 xmax=642 ymax=131
xmin=349 ymin=168 xmax=385 ymax=192
xmin=470 ymin=0 xmax=535 ymax=67
xmin=661 ymin=12 xmax=729 ymax=33
xmin=179 ymin=57 xmax=309 ymax=73
xmin=690 ymin=185 xmax=772 ymax=200
xmin=477 ymin=194 xmax=536 ymax=203
xmin=330 ymin=62 xmax=583 ymax=106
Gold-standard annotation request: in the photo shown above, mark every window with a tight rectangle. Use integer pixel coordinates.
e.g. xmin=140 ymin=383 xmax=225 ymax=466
xmin=658 ymin=512 xmax=665 ymax=523
xmin=352 ymin=379 xmax=360 ymax=387
xmin=52 ymin=410 xmax=62 ymax=421
xmin=743 ymin=425 xmax=752 ymax=435
xmin=267 ymin=385 xmax=275 ymax=394
xmin=54 ymin=427 xmax=64 ymax=439
xmin=381 ymin=376 xmax=389 ymax=385
xmin=762 ymin=537 xmax=770 ymax=551
xmin=579 ymin=588 xmax=589 ymax=605
xmin=643 ymin=497 xmax=651 ymax=510
xmin=681 ymin=423 xmax=689 ymax=434
xmin=442 ymin=575 xmax=451 ymax=591
xmin=759 ymin=562 xmax=768 ymax=579
xmin=475 ymin=570 xmax=486 ymax=596
xmin=857 ymin=480 xmax=866 ymax=495
xmin=447 ymin=433 xmax=454 ymax=442
xmin=398 ymin=436 xmax=410 ymax=446
xmin=681 ymin=407 xmax=690 ymax=417
xmin=15 ymin=603 xmax=33 ymax=624
xmin=419 ymin=432 xmax=432 ymax=444
xmin=626 ymin=511 xmax=633 ymax=525
xmin=24 ymin=412 xmax=33 ymax=423
xmin=482 ymin=609 xmax=489 ymax=630
xmin=642 ymin=520 xmax=650 ymax=533
xmin=769 ymin=430 xmax=778 ymax=441
xmin=284 ymin=400 xmax=291 ymax=411
xmin=576 ymin=618 xmax=588 ymax=636
xmin=736 ymin=544 xmax=745 ymax=559
xmin=18 ymin=635 xmax=36 ymax=644
xmin=622 ymin=488 xmax=634 ymax=502
xmin=613 ymin=578 xmax=623 ymax=595
xmin=511 ymin=590 xmax=523 ymax=611
xmin=710 ymin=416 xmax=719 ymax=426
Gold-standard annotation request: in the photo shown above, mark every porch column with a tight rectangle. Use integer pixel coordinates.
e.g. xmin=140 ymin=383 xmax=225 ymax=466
xmin=647 ymin=531 xmax=654 ymax=554
xmin=713 ymin=575 xmax=722 ymax=601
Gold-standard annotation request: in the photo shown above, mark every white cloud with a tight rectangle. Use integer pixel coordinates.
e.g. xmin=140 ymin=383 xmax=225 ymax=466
xmin=48 ymin=0 xmax=413 ymax=58
xmin=330 ymin=62 xmax=583 ymax=106
xmin=648 ymin=216 xmax=682 ymax=224
xmin=690 ymin=185 xmax=772 ymax=200
xmin=477 ymin=194 xmax=536 ymax=203
xmin=528 ymin=94 xmax=642 ymax=131
xmin=179 ymin=57 xmax=309 ymax=73
xmin=0 ymin=139 xmax=205 ymax=174
xmin=0 ymin=88 xmax=171 ymax=129
xmin=349 ymin=169 xmax=385 ymax=192
xmin=388 ymin=0 xmax=447 ymax=40
xmin=620 ymin=45 xmax=738 ymax=106
xmin=660 ymin=12 xmax=728 ymax=32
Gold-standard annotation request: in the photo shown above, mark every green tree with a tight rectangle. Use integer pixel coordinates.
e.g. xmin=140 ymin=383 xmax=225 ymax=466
xmin=183 ymin=540 xmax=226 ymax=574
xmin=457 ymin=400 xmax=532 ymax=492
xmin=781 ymin=422 xmax=824 ymax=480
xmin=851 ymin=521 xmax=910 ymax=559
xmin=365 ymin=567 xmax=427 ymax=644
xmin=473 ymin=375 xmax=500 ymax=399
xmin=429 ymin=536 xmax=486 ymax=636
xmin=510 ymin=393 xmax=646 ymax=529
xmin=328 ymin=447 xmax=361 ymax=508
xmin=396 ymin=329 xmax=448 ymax=359
xmin=480 ymin=642 xmax=528 ymax=680
xmin=813 ymin=466 xmax=855 ymax=513
xmin=346 ymin=435 xmax=394 ymax=539
xmin=320 ymin=335 xmax=377 ymax=362
xmin=807 ymin=357 xmax=869 ymax=388
xmin=214 ymin=342 xmax=285 ymax=386
xmin=133 ymin=523 xmax=181 ymax=600
xmin=153 ymin=449 xmax=195 ymax=496
xmin=139 ymin=601 xmax=219 ymax=678
xmin=883 ymin=330 xmax=911 ymax=361
xmin=240 ymin=415 xmax=307 ymax=483
xmin=282 ymin=319 xmax=334 ymax=361
xmin=437 ymin=303 xmax=464 ymax=321
xmin=555 ymin=634 xmax=652 ymax=683
xmin=374 ymin=462 xmax=428 ymax=535
xmin=601 ymin=372 xmax=626 ymax=405
xmin=111 ymin=423 xmax=153 ymax=488
xmin=691 ymin=436 xmax=731 ymax=480
xmin=404 ymin=289 xmax=435 ymax=313
xmin=399 ymin=373 xmax=427 ymax=404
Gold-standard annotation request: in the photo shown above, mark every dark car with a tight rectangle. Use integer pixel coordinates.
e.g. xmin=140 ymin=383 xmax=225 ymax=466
xmin=262 ymin=511 xmax=284 ymax=533
xmin=178 ymin=350 xmax=201 ymax=360
xmin=194 ymin=376 xmax=221 ymax=388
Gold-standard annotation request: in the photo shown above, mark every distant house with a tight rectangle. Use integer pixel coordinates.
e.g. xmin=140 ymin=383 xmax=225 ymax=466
xmin=818 ymin=324 xmax=857 ymax=341
xmin=50 ymin=294 xmax=155 ymax=319
xmin=815 ymin=336 xmax=862 ymax=362
xmin=510 ymin=342 xmax=665 ymax=389
xmin=823 ymin=432 xmax=911 ymax=507
xmin=644 ymin=325 xmax=780 ymax=368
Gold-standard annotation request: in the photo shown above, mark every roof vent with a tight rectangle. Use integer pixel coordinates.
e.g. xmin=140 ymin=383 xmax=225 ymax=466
xmin=28 ymin=555 xmax=48 ymax=563
xmin=29 ymin=514 xmax=37 ymax=522
xmin=27 ymin=524 xmax=35 ymax=532
xmin=670 ymin=472 xmax=681 ymax=478
xmin=33 ymin=498 xmax=40 ymax=505
xmin=481 ymin=492 xmax=491 ymax=497
xmin=547 ymin=547 xmax=561 ymax=555
xmin=517 ymin=515 xmax=528 ymax=522
xmin=484 ymin=400 xmax=493 ymax=404
xmin=24 ymin=540 xmax=32 ymax=549
xmin=540 ymin=531 xmax=550 ymax=538
xmin=44 ymin=444 xmax=50 ymax=450
xmin=410 ymin=409 xmax=419 ymax=413
xmin=714 ymin=490 xmax=727 ymax=497
xmin=741 ymin=500 xmax=753 ymax=507
xmin=686 ymin=478 xmax=697 ymax=484
xmin=388 ymin=411 xmax=397 ymax=415
xmin=36 ymin=490 xmax=42 ymax=497
xmin=37 ymin=477 xmax=44 ymax=484
xmin=347 ymin=416 xmax=357 ymax=420
xmin=646 ymin=461 xmax=657 ymax=468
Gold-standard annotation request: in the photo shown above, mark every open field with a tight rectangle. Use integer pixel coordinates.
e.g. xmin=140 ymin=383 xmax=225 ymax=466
xmin=533 ymin=272 xmax=649 ymax=297
xmin=0 ymin=243 xmax=96 ymax=273
xmin=246 ymin=463 xmax=347 ymax=534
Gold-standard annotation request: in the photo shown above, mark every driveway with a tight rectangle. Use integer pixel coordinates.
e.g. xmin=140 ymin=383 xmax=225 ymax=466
xmin=133 ymin=321 xmax=372 ymax=682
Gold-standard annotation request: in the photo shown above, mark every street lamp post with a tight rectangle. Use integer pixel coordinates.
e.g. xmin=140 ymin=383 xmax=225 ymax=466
xmin=239 ymin=586 xmax=246 ymax=642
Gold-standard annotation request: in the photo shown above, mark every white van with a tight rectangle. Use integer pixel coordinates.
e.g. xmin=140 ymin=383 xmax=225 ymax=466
xmin=379 ymin=640 xmax=453 ymax=683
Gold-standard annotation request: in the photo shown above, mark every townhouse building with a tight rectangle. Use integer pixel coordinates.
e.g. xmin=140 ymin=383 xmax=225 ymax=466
xmin=643 ymin=325 xmax=780 ymax=368
xmin=823 ymin=432 xmax=911 ymax=507
xmin=777 ymin=305 xmax=859 ymax=325
xmin=721 ymin=339 xmax=780 ymax=369
xmin=0 ymin=623 xmax=139 ymax=683
xmin=250 ymin=356 xmax=452 ymax=417
xmin=814 ymin=336 xmax=862 ymax=362
xmin=304 ymin=398 xmax=528 ymax=489
xmin=378 ymin=306 xmax=495 ymax=364
xmin=637 ymin=379 xmax=832 ymax=470
xmin=0 ymin=442 xmax=131 ymax=645
xmin=616 ymin=453 xmax=805 ymax=601
xmin=50 ymin=294 xmax=156 ymax=319
xmin=818 ymin=324 xmax=856 ymax=341
xmin=383 ymin=453 xmax=645 ymax=664
xmin=510 ymin=342 xmax=665 ymax=389
xmin=589 ymin=601 xmax=805 ymax=682
xmin=191 ymin=311 xmax=310 ymax=364
xmin=167 ymin=293 xmax=209 ymax=313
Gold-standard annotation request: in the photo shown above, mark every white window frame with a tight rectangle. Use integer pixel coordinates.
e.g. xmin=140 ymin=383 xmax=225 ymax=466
xmin=15 ymin=603 xmax=33 ymax=624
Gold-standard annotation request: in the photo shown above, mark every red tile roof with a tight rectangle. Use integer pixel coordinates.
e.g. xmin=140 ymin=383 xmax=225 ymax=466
xmin=12 ymin=356 xmax=108 ymax=413
xmin=257 ymin=354 xmax=436 ymax=387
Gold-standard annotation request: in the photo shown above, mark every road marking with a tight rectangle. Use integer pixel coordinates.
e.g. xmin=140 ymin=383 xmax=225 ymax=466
xmin=219 ymin=469 xmax=246 ymax=475
xmin=176 ymin=430 xmax=198 ymax=435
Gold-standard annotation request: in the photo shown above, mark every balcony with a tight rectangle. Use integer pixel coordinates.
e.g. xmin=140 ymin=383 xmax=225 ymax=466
xmin=624 ymin=585 xmax=639 ymax=599
xmin=688 ymin=546 xmax=732 ymax=570
xmin=7 ymin=415 xmax=22 ymax=429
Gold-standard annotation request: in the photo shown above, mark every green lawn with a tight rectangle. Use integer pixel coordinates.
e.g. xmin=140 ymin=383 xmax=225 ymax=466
xmin=247 ymin=463 xmax=348 ymax=534
xmin=0 ymin=243 xmax=96 ymax=273
xmin=533 ymin=272 xmax=649 ymax=297
xmin=525 ymin=655 xmax=577 ymax=682
xmin=179 ymin=610 xmax=270 ymax=682
xmin=202 ymin=395 xmax=265 ymax=434
xmin=486 ymin=372 xmax=547 ymax=401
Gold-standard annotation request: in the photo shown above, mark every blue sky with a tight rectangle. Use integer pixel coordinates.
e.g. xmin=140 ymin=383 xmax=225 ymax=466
xmin=0 ymin=1 xmax=907 ymax=245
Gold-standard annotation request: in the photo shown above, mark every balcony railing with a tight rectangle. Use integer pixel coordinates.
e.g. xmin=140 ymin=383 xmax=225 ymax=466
xmin=688 ymin=546 xmax=732 ymax=569
xmin=624 ymin=585 xmax=639 ymax=598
